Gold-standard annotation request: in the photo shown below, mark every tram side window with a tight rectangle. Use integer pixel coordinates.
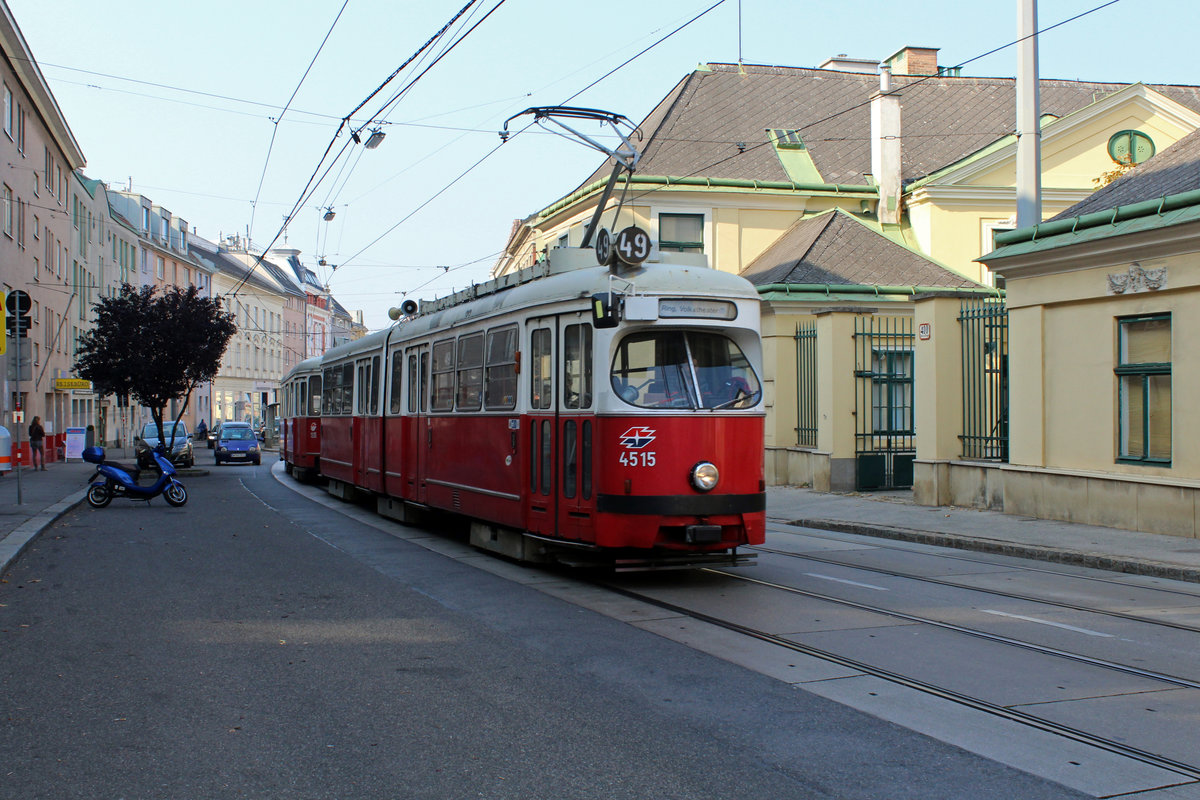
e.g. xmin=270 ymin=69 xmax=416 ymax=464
xmin=485 ymin=326 xmax=518 ymax=410
xmin=389 ymin=351 xmax=404 ymax=414
xmin=431 ymin=339 xmax=455 ymax=412
xmin=420 ymin=352 xmax=429 ymax=413
xmin=341 ymin=364 xmax=354 ymax=414
xmin=563 ymin=323 xmax=593 ymax=409
xmin=457 ymin=333 xmax=484 ymax=411
xmin=307 ymin=375 xmax=322 ymax=415
xmin=370 ymin=355 xmax=380 ymax=415
xmin=323 ymin=365 xmax=352 ymax=416
xmin=406 ymin=353 xmax=418 ymax=413
xmin=356 ymin=360 xmax=369 ymax=415
xmin=322 ymin=367 xmax=336 ymax=415
xmin=530 ymin=327 xmax=552 ymax=410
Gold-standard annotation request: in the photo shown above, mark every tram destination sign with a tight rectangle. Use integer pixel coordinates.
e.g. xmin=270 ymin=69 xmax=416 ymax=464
xmin=657 ymin=298 xmax=737 ymax=320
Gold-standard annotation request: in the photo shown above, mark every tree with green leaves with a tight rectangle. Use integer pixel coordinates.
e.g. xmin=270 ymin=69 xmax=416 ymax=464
xmin=74 ymin=283 xmax=237 ymax=451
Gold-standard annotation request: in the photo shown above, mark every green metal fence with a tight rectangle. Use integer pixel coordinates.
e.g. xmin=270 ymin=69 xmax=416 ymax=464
xmin=795 ymin=322 xmax=818 ymax=447
xmin=959 ymin=299 xmax=1008 ymax=461
xmin=854 ymin=316 xmax=915 ymax=489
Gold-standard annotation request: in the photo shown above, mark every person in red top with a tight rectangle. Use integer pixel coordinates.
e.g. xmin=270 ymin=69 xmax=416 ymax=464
xmin=28 ymin=415 xmax=45 ymax=470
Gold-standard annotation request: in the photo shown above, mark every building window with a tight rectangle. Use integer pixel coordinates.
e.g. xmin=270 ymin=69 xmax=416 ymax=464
xmin=2 ymin=184 xmax=12 ymax=238
xmin=871 ymin=349 xmax=914 ymax=435
xmin=16 ymin=104 xmax=24 ymax=154
xmin=658 ymin=213 xmax=704 ymax=253
xmin=156 ymin=256 xmax=164 ymax=279
xmin=3 ymin=85 xmax=11 ymax=139
xmin=1117 ymin=315 xmax=1171 ymax=464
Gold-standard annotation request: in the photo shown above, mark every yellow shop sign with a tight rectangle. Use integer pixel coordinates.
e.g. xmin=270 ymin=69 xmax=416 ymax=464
xmin=55 ymin=378 xmax=92 ymax=391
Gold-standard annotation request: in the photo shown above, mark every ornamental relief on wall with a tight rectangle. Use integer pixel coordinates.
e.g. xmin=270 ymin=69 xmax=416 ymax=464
xmin=1107 ymin=263 xmax=1166 ymax=294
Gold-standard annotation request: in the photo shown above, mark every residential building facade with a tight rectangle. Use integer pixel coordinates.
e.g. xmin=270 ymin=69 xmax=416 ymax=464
xmin=0 ymin=2 xmax=85 ymax=464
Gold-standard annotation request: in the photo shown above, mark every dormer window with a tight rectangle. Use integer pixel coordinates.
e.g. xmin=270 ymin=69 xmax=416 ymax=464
xmin=770 ymin=129 xmax=806 ymax=150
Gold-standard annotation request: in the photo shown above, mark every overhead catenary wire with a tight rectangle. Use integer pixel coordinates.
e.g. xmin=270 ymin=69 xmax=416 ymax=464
xmin=227 ymin=0 xmax=506 ymax=301
xmin=249 ymin=0 xmax=350 ymax=241
xmin=331 ymin=0 xmax=728 ymax=280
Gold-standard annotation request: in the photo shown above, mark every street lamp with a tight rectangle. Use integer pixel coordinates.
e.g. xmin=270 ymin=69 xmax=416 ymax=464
xmin=364 ymin=128 xmax=386 ymax=149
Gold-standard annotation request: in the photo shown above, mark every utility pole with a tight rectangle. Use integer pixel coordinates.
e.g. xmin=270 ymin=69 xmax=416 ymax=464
xmin=1016 ymin=0 xmax=1043 ymax=228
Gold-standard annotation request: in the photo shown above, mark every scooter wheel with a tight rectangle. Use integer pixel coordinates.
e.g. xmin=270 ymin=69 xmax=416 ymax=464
xmin=86 ymin=484 xmax=113 ymax=508
xmin=164 ymin=482 xmax=188 ymax=507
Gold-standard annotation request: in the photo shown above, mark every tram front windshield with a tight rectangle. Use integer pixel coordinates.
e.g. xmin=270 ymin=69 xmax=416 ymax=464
xmin=611 ymin=330 xmax=761 ymax=410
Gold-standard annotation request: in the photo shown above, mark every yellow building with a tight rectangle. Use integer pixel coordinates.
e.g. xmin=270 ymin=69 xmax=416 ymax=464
xmin=970 ymin=128 xmax=1200 ymax=537
xmin=495 ymin=50 xmax=1200 ymax=494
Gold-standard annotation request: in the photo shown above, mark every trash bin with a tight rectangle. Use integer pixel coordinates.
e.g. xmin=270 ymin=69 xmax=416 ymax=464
xmin=0 ymin=425 xmax=11 ymax=474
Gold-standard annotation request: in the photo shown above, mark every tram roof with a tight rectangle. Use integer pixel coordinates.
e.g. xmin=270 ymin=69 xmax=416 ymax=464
xmin=318 ymin=248 xmax=761 ymax=363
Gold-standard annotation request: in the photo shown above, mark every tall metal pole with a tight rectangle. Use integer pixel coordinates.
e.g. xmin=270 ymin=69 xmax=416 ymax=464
xmin=1016 ymin=0 xmax=1043 ymax=228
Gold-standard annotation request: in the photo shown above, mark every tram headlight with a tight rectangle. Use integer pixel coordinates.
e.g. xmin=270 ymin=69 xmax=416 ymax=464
xmin=690 ymin=461 xmax=719 ymax=492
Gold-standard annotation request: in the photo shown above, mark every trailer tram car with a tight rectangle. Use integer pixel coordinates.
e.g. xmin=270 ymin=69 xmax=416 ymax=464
xmin=280 ymin=356 xmax=324 ymax=481
xmin=281 ymin=247 xmax=767 ymax=569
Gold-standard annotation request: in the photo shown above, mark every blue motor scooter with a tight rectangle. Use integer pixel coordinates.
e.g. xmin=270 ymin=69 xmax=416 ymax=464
xmin=82 ymin=445 xmax=188 ymax=508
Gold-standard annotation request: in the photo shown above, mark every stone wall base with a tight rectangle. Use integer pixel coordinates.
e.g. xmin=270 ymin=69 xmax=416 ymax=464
xmin=913 ymin=459 xmax=1200 ymax=538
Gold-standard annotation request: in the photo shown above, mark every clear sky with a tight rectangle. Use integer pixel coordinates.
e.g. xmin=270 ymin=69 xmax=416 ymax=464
xmin=6 ymin=0 xmax=1194 ymax=331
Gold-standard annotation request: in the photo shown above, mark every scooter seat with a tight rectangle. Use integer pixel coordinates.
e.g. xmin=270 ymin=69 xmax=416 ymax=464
xmin=102 ymin=460 xmax=142 ymax=483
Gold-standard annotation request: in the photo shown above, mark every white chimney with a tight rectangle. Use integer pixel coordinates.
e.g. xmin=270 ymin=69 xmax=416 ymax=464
xmin=871 ymin=65 xmax=902 ymax=225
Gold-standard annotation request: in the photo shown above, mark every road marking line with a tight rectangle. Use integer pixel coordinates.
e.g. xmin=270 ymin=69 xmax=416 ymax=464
xmin=803 ymin=573 xmax=888 ymax=591
xmin=981 ymin=609 xmax=1113 ymax=637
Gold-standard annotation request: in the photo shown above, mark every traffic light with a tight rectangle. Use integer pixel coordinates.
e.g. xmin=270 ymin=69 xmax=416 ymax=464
xmin=5 ymin=290 xmax=30 ymax=339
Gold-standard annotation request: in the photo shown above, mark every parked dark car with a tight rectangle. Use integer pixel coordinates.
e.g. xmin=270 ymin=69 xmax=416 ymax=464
xmin=135 ymin=421 xmax=194 ymax=469
xmin=207 ymin=421 xmax=227 ymax=449
xmin=213 ymin=422 xmax=261 ymax=466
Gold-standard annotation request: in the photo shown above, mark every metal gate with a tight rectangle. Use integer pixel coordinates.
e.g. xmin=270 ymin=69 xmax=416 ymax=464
xmin=854 ymin=316 xmax=914 ymax=490
xmin=959 ymin=299 xmax=1008 ymax=460
xmin=795 ymin=322 xmax=818 ymax=447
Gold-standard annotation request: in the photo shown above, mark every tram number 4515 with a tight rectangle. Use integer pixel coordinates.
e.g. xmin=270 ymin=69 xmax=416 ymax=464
xmin=619 ymin=451 xmax=656 ymax=467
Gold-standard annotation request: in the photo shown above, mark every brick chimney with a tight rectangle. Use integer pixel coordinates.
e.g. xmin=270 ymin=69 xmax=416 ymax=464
xmin=871 ymin=65 xmax=902 ymax=225
xmin=883 ymin=46 xmax=939 ymax=76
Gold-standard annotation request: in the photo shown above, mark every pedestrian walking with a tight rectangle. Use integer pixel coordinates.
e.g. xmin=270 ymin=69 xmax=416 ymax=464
xmin=28 ymin=415 xmax=45 ymax=470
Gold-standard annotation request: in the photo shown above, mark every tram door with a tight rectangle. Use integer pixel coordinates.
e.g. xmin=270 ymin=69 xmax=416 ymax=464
xmin=526 ymin=320 xmax=556 ymax=536
xmin=557 ymin=318 xmax=594 ymax=541
xmin=404 ymin=345 xmax=429 ymax=503
xmin=525 ymin=316 xmax=595 ymax=541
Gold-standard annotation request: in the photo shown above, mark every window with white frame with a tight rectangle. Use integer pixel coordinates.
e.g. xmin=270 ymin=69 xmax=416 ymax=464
xmin=3 ymin=85 xmax=11 ymax=140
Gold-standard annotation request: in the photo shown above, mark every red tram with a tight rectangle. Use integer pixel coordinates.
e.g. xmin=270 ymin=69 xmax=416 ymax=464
xmin=280 ymin=356 xmax=324 ymax=481
xmin=280 ymin=247 xmax=766 ymax=569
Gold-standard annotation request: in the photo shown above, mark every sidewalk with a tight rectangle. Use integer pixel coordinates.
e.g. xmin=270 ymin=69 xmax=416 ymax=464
xmin=4 ymin=463 xmax=1200 ymax=583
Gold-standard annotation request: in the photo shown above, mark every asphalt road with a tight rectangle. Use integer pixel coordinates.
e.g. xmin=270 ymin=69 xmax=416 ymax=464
xmin=0 ymin=459 xmax=1092 ymax=799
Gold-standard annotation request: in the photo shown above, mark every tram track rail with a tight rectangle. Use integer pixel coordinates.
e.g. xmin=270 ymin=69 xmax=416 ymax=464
xmin=752 ymin=541 xmax=1200 ymax=635
xmin=599 ymin=571 xmax=1200 ymax=783
xmin=763 ymin=522 xmax=1200 ymax=602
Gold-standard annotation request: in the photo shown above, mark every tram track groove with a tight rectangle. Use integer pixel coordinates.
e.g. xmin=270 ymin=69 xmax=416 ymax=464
xmin=599 ymin=575 xmax=1200 ymax=783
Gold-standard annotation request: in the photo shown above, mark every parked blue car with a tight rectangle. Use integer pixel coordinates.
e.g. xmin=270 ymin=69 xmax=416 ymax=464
xmin=213 ymin=422 xmax=261 ymax=466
